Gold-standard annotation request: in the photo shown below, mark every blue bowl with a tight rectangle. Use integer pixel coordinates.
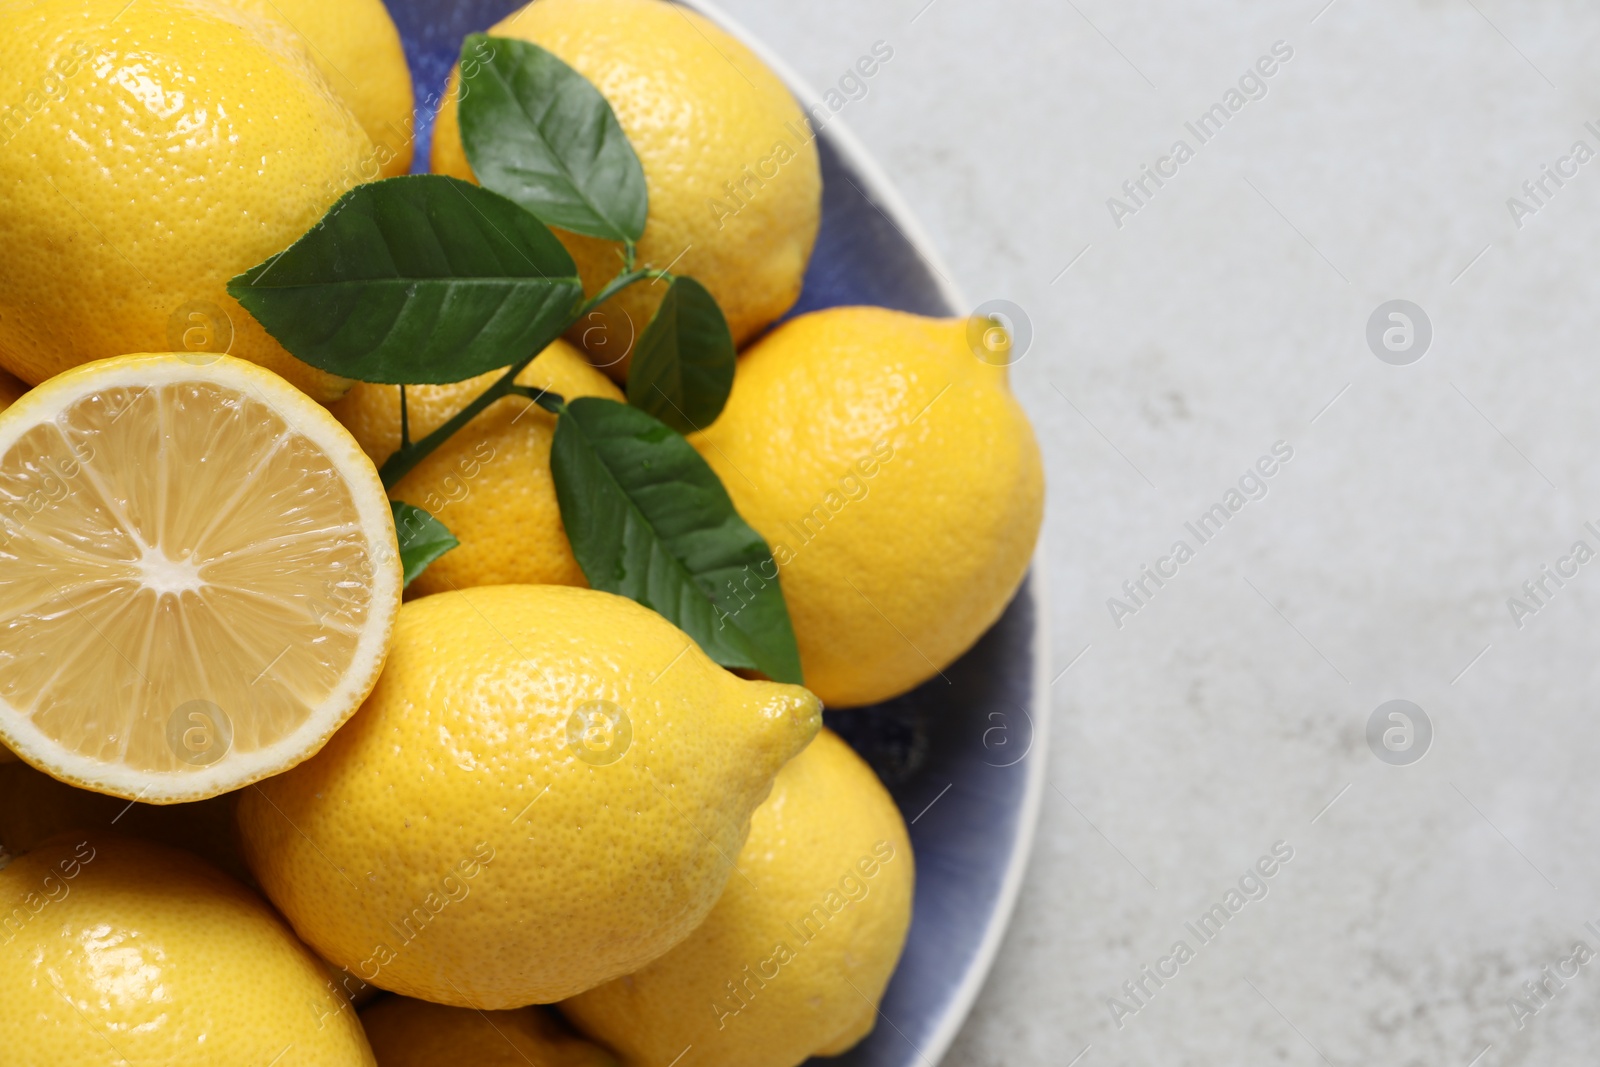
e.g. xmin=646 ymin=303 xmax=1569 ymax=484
xmin=382 ymin=2 xmax=1048 ymax=1061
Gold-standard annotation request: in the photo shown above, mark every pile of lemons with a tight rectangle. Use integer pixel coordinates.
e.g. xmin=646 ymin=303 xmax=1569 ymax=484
xmin=0 ymin=1 xmax=1042 ymax=1065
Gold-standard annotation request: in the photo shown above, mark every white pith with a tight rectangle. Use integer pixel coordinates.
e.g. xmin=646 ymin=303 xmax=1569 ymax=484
xmin=0 ymin=355 xmax=400 ymax=803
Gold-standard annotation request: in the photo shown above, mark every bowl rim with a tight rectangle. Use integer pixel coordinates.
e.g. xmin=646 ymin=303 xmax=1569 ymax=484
xmin=669 ymin=2 xmax=1052 ymax=1060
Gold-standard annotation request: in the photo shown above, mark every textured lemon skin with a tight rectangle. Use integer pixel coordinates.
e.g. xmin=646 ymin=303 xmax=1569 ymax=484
xmin=0 ymin=760 xmax=250 ymax=884
xmin=431 ymin=0 xmax=821 ymax=378
xmin=330 ymin=341 xmax=622 ymax=596
xmin=562 ymin=728 xmax=913 ymax=1067
xmin=0 ymin=353 xmax=402 ymax=803
xmin=237 ymin=585 xmax=822 ymax=1008
xmin=0 ymin=0 xmax=373 ymax=401
xmin=690 ymin=307 xmax=1044 ymax=708
xmin=0 ymin=835 xmax=376 ymax=1066
xmin=363 ymin=996 xmax=619 ymax=1067
xmin=226 ymin=0 xmax=415 ymax=175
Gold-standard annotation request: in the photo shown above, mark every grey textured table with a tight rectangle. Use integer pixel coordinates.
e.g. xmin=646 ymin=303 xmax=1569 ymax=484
xmin=718 ymin=1 xmax=1600 ymax=1064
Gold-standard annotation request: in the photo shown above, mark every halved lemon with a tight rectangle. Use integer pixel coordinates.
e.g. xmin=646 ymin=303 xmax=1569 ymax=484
xmin=0 ymin=354 xmax=400 ymax=802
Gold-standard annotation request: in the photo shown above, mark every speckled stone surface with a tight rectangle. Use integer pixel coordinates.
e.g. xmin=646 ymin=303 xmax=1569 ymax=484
xmin=717 ymin=1 xmax=1600 ymax=1064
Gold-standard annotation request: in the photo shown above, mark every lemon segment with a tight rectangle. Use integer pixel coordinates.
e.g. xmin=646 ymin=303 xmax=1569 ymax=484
xmin=0 ymin=354 xmax=400 ymax=802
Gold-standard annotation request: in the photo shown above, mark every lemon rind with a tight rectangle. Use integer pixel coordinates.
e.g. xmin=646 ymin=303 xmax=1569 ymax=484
xmin=0 ymin=353 xmax=401 ymax=802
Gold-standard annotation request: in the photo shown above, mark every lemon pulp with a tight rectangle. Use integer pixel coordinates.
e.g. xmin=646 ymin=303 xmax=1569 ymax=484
xmin=0 ymin=354 xmax=399 ymax=801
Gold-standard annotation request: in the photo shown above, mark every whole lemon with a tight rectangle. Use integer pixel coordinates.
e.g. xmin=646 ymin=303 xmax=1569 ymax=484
xmin=690 ymin=306 xmax=1043 ymax=708
xmin=329 ymin=340 xmax=622 ymax=596
xmin=363 ymin=996 xmax=618 ymax=1067
xmin=0 ymin=0 xmax=374 ymax=401
xmin=562 ymin=728 xmax=914 ymax=1067
xmin=226 ymin=0 xmax=416 ymax=175
xmin=0 ymin=834 xmax=375 ymax=1066
xmin=237 ymin=584 xmax=821 ymax=1008
xmin=431 ymin=0 xmax=820 ymax=378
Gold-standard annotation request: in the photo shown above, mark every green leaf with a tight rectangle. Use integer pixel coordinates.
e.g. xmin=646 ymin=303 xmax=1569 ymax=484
xmin=626 ymin=276 xmax=736 ymax=433
xmin=550 ymin=397 xmax=801 ymax=683
xmin=459 ymin=34 xmax=648 ymax=243
xmin=390 ymin=501 xmax=459 ymax=587
xmin=228 ymin=175 xmax=584 ymax=384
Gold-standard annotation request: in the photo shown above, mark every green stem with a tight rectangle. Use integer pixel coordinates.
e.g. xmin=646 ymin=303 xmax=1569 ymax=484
xmin=376 ymin=263 xmax=657 ymax=490
xmin=508 ymin=384 xmax=565 ymax=414
xmin=380 ymin=355 xmax=542 ymax=488
xmin=575 ymin=266 xmax=666 ymax=319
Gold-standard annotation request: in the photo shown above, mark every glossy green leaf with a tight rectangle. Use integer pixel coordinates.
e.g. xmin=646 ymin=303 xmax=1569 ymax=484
xmin=459 ymin=34 xmax=648 ymax=242
xmin=625 ymin=276 xmax=736 ymax=432
xmin=390 ymin=500 xmax=459 ymax=587
xmin=550 ymin=397 xmax=801 ymax=683
xmin=227 ymin=175 xmax=583 ymax=384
